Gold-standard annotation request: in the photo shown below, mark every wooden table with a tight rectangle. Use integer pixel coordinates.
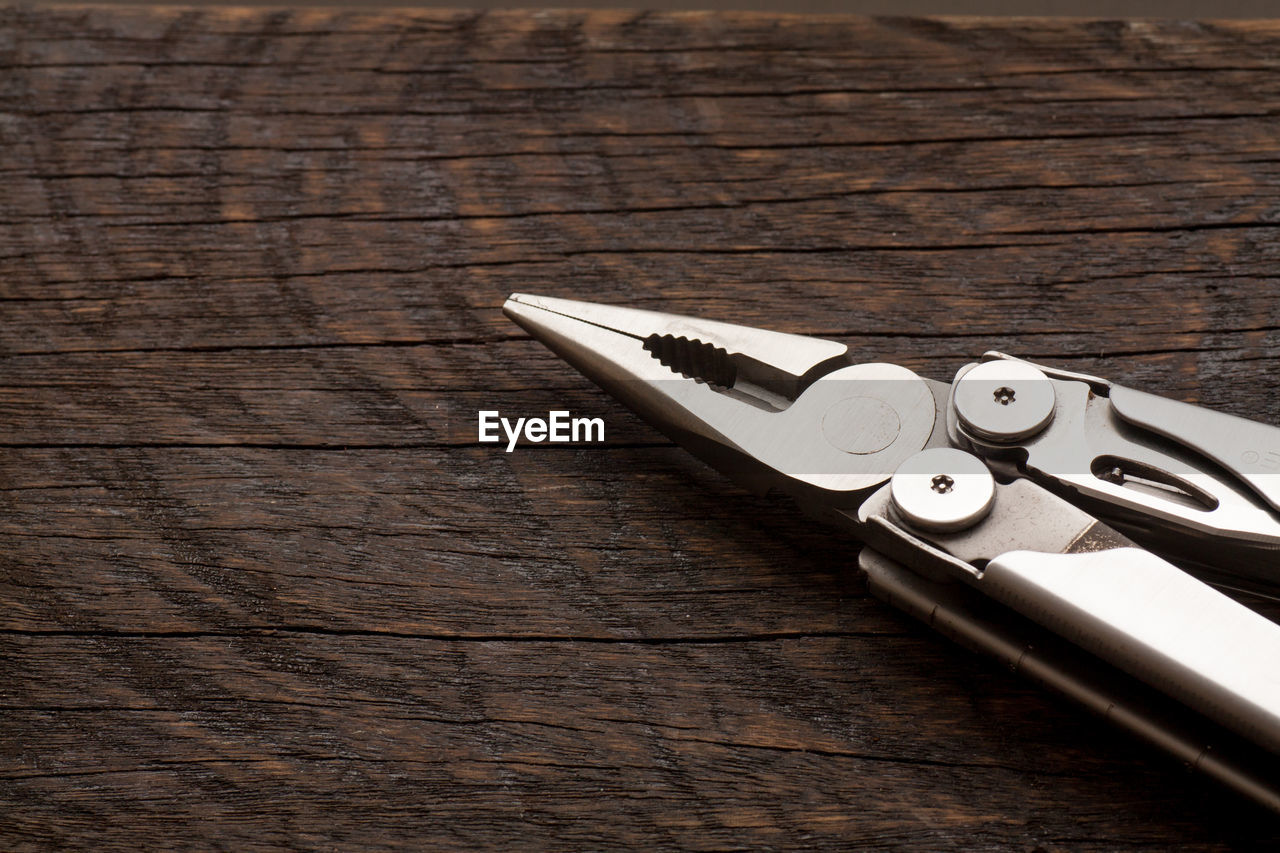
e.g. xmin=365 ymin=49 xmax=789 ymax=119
xmin=3 ymin=6 xmax=1279 ymax=848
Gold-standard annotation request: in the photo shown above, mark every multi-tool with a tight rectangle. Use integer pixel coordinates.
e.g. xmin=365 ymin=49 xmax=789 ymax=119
xmin=503 ymin=293 xmax=1280 ymax=812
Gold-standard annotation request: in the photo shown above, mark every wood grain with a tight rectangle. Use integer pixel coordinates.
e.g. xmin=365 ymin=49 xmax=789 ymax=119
xmin=3 ymin=7 xmax=1280 ymax=848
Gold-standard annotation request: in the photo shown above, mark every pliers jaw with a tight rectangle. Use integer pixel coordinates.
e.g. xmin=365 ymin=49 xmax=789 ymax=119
xmin=503 ymin=293 xmax=946 ymax=506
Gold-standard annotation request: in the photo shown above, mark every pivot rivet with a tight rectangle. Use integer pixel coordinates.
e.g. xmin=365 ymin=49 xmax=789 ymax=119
xmin=890 ymin=448 xmax=995 ymax=533
xmin=954 ymin=360 xmax=1056 ymax=442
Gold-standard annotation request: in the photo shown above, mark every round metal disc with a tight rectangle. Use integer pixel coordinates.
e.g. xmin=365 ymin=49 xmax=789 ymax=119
xmin=776 ymin=362 xmax=936 ymax=495
xmin=953 ymin=359 xmax=1056 ymax=442
xmin=821 ymin=396 xmax=901 ymax=455
xmin=890 ymin=447 xmax=995 ymax=533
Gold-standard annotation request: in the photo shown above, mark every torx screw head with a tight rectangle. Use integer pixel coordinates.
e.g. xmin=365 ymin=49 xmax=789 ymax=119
xmin=953 ymin=360 xmax=1056 ymax=443
xmin=890 ymin=448 xmax=995 ymax=533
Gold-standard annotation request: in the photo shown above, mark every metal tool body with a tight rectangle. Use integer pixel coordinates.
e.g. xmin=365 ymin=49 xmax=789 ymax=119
xmin=504 ymin=293 xmax=1280 ymax=811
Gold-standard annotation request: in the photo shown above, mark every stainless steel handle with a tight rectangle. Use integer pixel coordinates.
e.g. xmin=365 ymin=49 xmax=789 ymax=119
xmin=951 ymin=357 xmax=1280 ymax=592
xmin=981 ymin=547 xmax=1280 ymax=754
xmin=861 ymin=548 xmax=1280 ymax=813
xmin=1110 ymin=384 xmax=1280 ymax=515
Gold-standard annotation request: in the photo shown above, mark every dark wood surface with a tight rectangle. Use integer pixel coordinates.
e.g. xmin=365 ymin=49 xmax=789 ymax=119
xmin=3 ymin=6 xmax=1280 ymax=848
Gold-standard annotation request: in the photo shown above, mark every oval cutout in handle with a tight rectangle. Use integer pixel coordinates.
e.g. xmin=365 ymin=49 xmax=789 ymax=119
xmin=1110 ymin=384 xmax=1280 ymax=515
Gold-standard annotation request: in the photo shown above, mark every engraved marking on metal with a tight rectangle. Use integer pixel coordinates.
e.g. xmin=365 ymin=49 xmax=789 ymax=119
xmin=1247 ymin=449 xmax=1280 ymax=472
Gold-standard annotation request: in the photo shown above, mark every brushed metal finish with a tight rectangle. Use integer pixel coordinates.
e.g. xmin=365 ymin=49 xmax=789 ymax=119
xmin=982 ymin=547 xmax=1280 ymax=753
xmin=954 ymin=373 xmax=1280 ymax=552
xmin=1111 ymin=383 xmax=1280 ymax=515
xmin=861 ymin=548 xmax=1280 ymax=813
xmin=504 ymin=295 xmax=937 ymax=499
